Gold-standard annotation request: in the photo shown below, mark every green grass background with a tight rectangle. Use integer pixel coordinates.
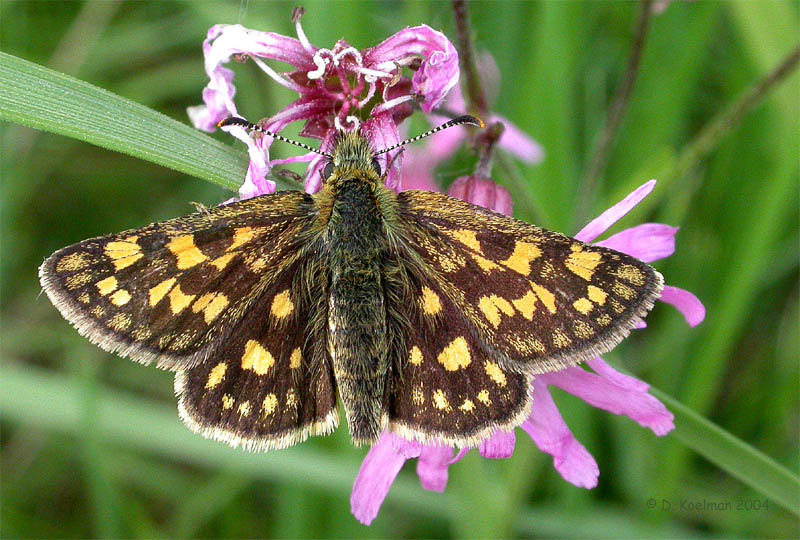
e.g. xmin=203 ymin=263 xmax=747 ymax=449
xmin=1 ymin=1 xmax=798 ymax=538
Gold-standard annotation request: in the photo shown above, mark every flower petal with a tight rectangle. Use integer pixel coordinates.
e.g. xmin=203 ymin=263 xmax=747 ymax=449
xmin=542 ymin=367 xmax=675 ymax=436
xmin=351 ymin=433 xmax=421 ymax=526
xmin=432 ymin=87 xmax=543 ymax=163
xmin=594 ymin=224 xmax=678 ymax=262
xmin=660 ymin=285 xmax=705 ymax=327
xmin=367 ymin=25 xmax=459 ymax=113
xmin=586 ymin=357 xmax=650 ymax=392
xmin=492 ymin=113 xmax=545 ymax=164
xmin=362 ymin=113 xmax=402 ymax=191
xmin=189 ymin=24 xmax=315 ymax=131
xmin=521 ymin=379 xmax=599 ymax=488
xmin=416 ymin=445 xmax=454 ymax=492
xmin=575 ymin=180 xmax=656 ymax=242
xmin=218 ymin=124 xmax=273 ymax=199
xmin=478 ymin=431 xmax=516 ymax=459
xmin=447 ymin=176 xmax=513 ymax=216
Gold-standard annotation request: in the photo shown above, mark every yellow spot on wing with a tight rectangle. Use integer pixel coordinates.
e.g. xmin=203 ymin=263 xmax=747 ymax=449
xmin=241 ymin=340 xmax=275 ymax=375
xmin=108 ymin=313 xmax=131 ymax=331
xmin=110 ymin=289 xmax=132 ymax=306
xmin=573 ymin=297 xmax=593 ymax=315
xmin=615 ymin=264 xmax=646 ymax=286
xmin=210 ymin=253 xmax=235 ymax=271
xmin=149 ymin=278 xmax=176 ymax=307
xmin=238 ymin=401 xmax=251 ymax=416
xmin=501 ymin=241 xmax=542 ymax=275
xmin=437 ymin=337 xmax=471 ymax=371
xmin=612 ymin=281 xmax=636 ymax=300
xmin=596 ymin=313 xmax=612 ymax=326
xmin=286 ymin=389 xmax=298 ymax=408
xmin=477 ymin=390 xmax=491 ymax=406
xmin=192 ymin=292 xmax=229 ymax=324
xmin=451 ymin=229 xmax=482 ymax=252
xmin=167 ymin=235 xmax=208 ymax=270
xmin=270 ymin=290 xmax=294 ymax=319
xmin=552 ymin=329 xmax=572 ymax=348
xmin=420 ymin=286 xmax=442 ymax=315
xmin=289 ymin=348 xmax=302 ymax=369
xmin=409 ymin=346 xmax=423 ymax=366
xmin=587 ymin=285 xmax=607 ymax=305
xmin=566 ymin=245 xmax=603 ymax=281
xmin=484 ymin=361 xmax=507 ymax=387
xmin=228 ymin=227 xmax=255 ymax=251
xmin=105 ymin=238 xmax=142 ymax=270
xmin=168 ymin=284 xmax=195 ymax=314
xmin=574 ymin=320 xmax=595 ymax=338
xmin=479 ymin=295 xmax=515 ymax=328
xmin=131 ymin=325 xmax=152 ymax=340
xmin=263 ymin=394 xmax=278 ymax=416
xmin=459 ymin=399 xmax=476 ymax=412
xmin=512 ymin=290 xmax=537 ymax=320
xmin=472 ymin=254 xmax=500 ymax=272
xmin=77 ymin=292 xmax=90 ymax=304
xmin=56 ymin=252 xmax=89 ymax=272
xmin=113 ymin=254 xmax=143 ymax=270
xmin=205 ymin=362 xmax=227 ymax=389
xmin=65 ymin=272 xmax=92 ymax=290
xmin=531 ymin=283 xmax=557 ymax=313
xmin=433 ymin=389 xmax=451 ymax=411
xmin=96 ymin=276 xmax=118 ymax=295
xmin=222 ymin=394 xmax=234 ymax=409
xmin=412 ymin=388 xmax=424 ymax=406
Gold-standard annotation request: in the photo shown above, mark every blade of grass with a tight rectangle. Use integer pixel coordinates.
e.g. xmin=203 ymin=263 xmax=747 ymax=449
xmin=651 ymin=387 xmax=799 ymax=515
xmin=0 ymin=52 xmax=250 ymax=192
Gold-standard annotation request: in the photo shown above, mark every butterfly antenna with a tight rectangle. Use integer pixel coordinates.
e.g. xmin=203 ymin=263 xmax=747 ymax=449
xmin=373 ymin=115 xmax=484 ymax=156
xmin=218 ymin=117 xmax=333 ymax=159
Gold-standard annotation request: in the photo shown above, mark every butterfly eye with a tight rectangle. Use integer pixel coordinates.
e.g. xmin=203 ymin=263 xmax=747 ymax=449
xmin=371 ymin=158 xmax=382 ymax=176
xmin=322 ymin=161 xmax=335 ymax=181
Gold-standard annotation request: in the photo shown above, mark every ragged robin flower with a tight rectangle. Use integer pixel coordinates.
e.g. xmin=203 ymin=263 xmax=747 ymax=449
xmin=188 ymin=9 xmax=459 ymax=198
xmin=349 ymin=179 xmax=705 ymax=525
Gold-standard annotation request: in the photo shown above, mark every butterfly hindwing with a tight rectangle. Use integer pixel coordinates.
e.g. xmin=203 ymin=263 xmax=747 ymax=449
xmin=387 ymin=277 xmax=533 ymax=446
xmin=396 ymin=190 xmax=664 ymax=374
xmin=175 ymin=255 xmax=338 ymax=451
xmin=39 ymin=190 xmax=317 ymax=370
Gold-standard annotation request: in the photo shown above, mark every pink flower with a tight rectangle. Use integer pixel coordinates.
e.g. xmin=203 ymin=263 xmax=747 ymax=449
xmin=187 ymin=14 xmax=460 ymax=198
xmin=350 ymin=179 xmax=705 ymax=525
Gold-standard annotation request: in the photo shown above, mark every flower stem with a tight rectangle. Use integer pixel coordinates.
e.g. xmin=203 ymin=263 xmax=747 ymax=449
xmin=662 ymin=42 xmax=800 ymax=187
xmin=451 ymin=0 xmax=488 ymax=115
xmin=474 ymin=121 xmax=505 ymax=178
xmin=577 ymin=0 xmax=653 ymax=226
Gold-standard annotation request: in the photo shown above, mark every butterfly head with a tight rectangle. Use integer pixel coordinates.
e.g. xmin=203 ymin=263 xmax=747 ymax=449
xmin=321 ymin=131 xmax=383 ymax=186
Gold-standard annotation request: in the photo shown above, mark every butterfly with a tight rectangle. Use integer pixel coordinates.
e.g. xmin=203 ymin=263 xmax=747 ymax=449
xmin=39 ymin=115 xmax=663 ymax=451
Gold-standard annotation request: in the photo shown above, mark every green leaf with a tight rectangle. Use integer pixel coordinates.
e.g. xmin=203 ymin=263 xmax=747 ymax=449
xmin=0 ymin=51 xmax=246 ymax=191
xmin=652 ymin=387 xmax=800 ymax=516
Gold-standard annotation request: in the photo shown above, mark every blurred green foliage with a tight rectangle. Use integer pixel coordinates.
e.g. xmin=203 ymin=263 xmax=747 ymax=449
xmin=1 ymin=1 xmax=798 ymax=538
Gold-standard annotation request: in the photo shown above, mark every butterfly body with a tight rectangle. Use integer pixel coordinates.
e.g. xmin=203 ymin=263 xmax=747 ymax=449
xmin=322 ymin=134 xmax=403 ymax=444
xmin=40 ymin=129 xmax=664 ymax=451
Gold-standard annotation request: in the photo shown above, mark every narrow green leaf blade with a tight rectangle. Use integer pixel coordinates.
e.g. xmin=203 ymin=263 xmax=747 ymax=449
xmin=652 ymin=387 xmax=800 ymax=515
xmin=0 ymin=51 xmax=245 ymax=191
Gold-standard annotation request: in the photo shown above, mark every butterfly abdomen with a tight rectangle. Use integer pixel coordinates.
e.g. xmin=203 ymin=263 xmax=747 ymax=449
xmin=326 ymin=178 xmax=391 ymax=445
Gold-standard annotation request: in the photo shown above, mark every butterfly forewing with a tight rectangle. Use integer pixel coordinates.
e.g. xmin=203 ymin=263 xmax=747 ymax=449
xmin=387 ymin=276 xmax=533 ymax=447
xmin=397 ymin=190 xmax=664 ymax=374
xmin=39 ymin=191 xmax=316 ymax=370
